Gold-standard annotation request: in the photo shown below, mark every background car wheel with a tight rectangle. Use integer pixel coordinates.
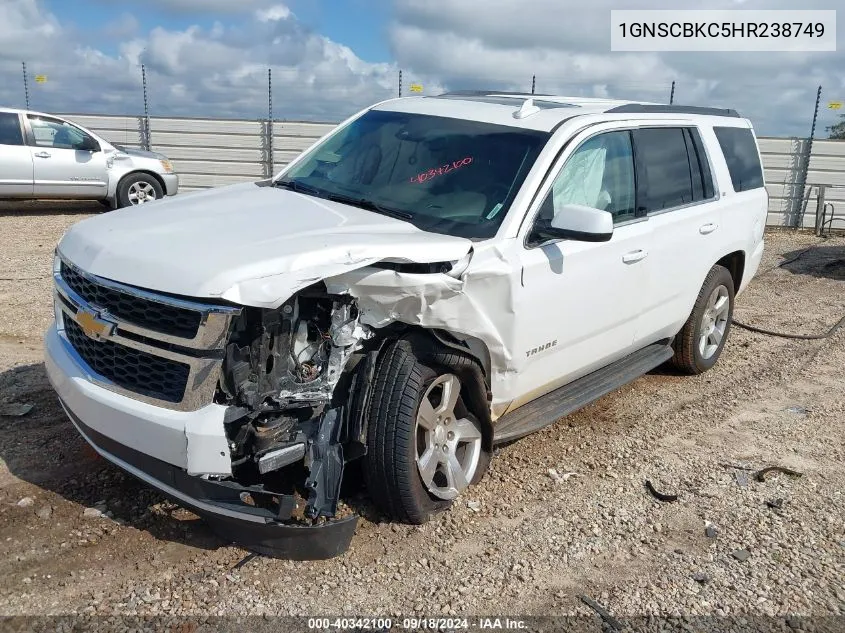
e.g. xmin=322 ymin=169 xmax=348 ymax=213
xmin=117 ymin=173 xmax=163 ymax=208
xmin=671 ymin=264 xmax=735 ymax=375
xmin=364 ymin=339 xmax=488 ymax=524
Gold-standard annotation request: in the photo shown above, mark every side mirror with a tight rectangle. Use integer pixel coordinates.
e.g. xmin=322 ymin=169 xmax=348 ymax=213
xmin=547 ymin=204 xmax=614 ymax=242
xmin=80 ymin=136 xmax=100 ymax=152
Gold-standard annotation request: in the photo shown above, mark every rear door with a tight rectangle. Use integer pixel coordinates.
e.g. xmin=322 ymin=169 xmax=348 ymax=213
xmin=0 ymin=112 xmax=34 ymax=197
xmin=25 ymin=114 xmax=108 ymax=198
xmin=710 ymin=125 xmax=768 ymax=292
xmin=632 ymin=125 xmax=726 ymax=344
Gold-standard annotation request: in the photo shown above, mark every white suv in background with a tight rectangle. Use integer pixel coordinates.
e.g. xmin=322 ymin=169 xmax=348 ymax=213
xmin=0 ymin=107 xmax=178 ymax=208
xmin=44 ymin=93 xmax=767 ymax=558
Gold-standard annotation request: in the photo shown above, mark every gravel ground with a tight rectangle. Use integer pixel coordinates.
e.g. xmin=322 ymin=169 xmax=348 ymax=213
xmin=0 ymin=201 xmax=843 ymax=630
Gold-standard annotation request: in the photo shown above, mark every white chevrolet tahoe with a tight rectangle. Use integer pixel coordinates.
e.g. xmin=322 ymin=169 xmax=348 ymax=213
xmin=45 ymin=93 xmax=767 ymax=558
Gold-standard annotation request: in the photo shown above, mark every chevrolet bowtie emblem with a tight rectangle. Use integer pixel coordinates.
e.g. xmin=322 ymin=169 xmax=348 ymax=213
xmin=76 ymin=308 xmax=116 ymax=341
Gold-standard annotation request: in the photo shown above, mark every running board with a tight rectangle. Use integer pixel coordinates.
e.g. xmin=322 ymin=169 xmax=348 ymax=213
xmin=492 ymin=342 xmax=674 ymax=444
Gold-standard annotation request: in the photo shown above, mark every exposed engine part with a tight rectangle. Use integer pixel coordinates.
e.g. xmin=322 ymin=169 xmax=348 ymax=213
xmin=218 ymin=292 xmax=371 ymax=410
xmin=258 ymin=443 xmax=306 ymax=474
xmin=216 ymin=292 xmax=373 ymax=521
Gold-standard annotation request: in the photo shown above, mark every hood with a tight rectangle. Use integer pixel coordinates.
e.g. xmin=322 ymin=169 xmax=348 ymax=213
xmin=111 ymin=144 xmax=168 ymax=161
xmin=58 ymin=182 xmax=473 ymax=308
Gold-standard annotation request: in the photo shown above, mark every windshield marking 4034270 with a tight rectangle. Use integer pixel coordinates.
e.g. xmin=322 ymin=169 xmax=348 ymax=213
xmin=409 ymin=157 xmax=474 ymax=184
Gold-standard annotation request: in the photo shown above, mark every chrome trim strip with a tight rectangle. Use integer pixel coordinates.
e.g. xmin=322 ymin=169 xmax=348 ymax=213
xmin=55 ymin=303 xmax=222 ymax=410
xmin=56 ymin=253 xmax=240 ymax=314
xmin=53 ymin=254 xmax=241 ymax=412
xmin=55 ymin=254 xmax=240 ymax=350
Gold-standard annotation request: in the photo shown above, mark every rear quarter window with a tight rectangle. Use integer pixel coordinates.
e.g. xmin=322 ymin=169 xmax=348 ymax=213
xmin=713 ymin=126 xmax=764 ymax=192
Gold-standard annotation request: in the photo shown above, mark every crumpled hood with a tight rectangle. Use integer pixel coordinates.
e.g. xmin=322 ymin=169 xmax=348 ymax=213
xmin=58 ymin=182 xmax=473 ymax=307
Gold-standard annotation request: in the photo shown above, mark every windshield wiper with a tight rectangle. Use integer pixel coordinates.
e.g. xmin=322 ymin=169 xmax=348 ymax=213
xmin=274 ymin=180 xmax=413 ymax=221
xmin=273 ymin=179 xmax=326 ymax=197
xmin=324 ymin=193 xmax=414 ymax=221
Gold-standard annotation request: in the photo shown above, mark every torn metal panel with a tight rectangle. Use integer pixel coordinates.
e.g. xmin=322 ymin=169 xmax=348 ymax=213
xmin=325 ymin=242 xmax=522 ymax=418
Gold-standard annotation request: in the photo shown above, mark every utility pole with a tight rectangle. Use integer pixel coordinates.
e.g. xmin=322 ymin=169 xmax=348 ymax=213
xmin=669 ymin=80 xmax=675 ymax=105
xmin=398 ymin=69 xmax=402 ymax=97
xmin=141 ymin=64 xmax=151 ymax=150
xmin=531 ymin=75 xmax=536 ymax=95
xmin=22 ymin=62 xmax=30 ymax=109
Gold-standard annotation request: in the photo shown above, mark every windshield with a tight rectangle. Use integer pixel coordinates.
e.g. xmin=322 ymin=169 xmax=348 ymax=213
xmin=276 ymin=109 xmax=549 ymax=239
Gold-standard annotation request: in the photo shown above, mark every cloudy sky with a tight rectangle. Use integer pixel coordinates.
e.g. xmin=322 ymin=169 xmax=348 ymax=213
xmin=0 ymin=0 xmax=842 ymax=136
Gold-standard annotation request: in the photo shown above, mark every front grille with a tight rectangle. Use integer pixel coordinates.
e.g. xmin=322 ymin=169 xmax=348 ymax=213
xmin=64 ymin=318 xmax=190 ymax=404
xmin=61 ymin=262 xmax=202 ymax=339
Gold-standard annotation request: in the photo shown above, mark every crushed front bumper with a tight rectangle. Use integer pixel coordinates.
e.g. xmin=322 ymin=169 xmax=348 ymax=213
xmin=44 ymin=324 xmax=357 ymax=560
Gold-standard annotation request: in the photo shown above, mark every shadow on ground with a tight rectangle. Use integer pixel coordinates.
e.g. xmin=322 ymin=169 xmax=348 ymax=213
xmin=0 ymin=200 xmax=104 ymax=217
xmin=0 ymin=361 xmax=225 ymax=552
xmin=781 ymin=244 xmax=845 ymax=282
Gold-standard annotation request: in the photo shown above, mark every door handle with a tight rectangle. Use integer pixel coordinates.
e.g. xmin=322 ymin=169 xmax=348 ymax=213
xmin=622 ymin=249 xmax=648 ymax=264
xmin=34 ymin=151 xmax=51 ymax=159
xmin=699 ymin=223 xmax=718 ymax=235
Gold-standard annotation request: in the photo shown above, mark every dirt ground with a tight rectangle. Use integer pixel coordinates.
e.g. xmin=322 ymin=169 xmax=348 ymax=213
xmin=0 ymin=201 xmax=843 ymax=628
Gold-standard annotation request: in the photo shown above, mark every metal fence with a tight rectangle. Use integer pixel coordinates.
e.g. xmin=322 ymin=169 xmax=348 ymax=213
xmin=62 ymin=113 xmax=845 ymax=228
xmin=64 ymin=114 xmax=335 ymax=193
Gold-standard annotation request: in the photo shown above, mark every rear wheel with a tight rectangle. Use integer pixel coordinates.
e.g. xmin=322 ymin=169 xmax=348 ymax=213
xmin=364 ymin=340 xmax=488 ymax=523
xmin=671 ymin=265 xmax=735 ymax=374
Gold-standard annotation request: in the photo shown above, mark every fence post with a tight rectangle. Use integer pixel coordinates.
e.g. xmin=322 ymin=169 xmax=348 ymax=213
xmin=141 ymin=64 xmax=151 ymax=150
xmin=22 ymin=62 xmax=30 ymax=109
xmin=267 ymin=68 xmax=274 ymax=178
xmin=796 ymin=85 xmax=822 ymax=226
xmin=814 ymin=184 xmax=827 ymax=236
xmin=669 ymin=81 xmax=675 ymax=105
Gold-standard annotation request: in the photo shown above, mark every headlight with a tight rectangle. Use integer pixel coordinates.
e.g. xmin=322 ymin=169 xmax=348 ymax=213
xmin=159 ymin=159 xmax=173 ymax=173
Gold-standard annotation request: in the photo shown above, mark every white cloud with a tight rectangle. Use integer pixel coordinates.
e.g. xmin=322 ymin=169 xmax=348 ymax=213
xmin=118 ymin=0 xmax=277 ymax=13
xmin=0 ymin=0 xmax=397 ymax=121
xmin=256 ymin=4 xmax=292 ymax=23
xmin=389 ymin=0 xmax=845 ymax=136
xmin=1 ymin=0 xmax=842 ymax=136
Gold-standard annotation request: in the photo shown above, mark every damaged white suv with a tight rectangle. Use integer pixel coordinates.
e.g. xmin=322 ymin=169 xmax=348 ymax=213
xmin=45 ymin=92 xmax=767 ymax=558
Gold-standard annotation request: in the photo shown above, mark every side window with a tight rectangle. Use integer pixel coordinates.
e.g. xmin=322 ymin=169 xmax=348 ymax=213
xmin=685 ymin=128 xmax=715 ymax=202
xmin=536 ymin=130 xmax=636 ymax=229
xmin=27 ymin=115 xmax=89 ymax=150
xmin=0 ymin=112 xmax=24 ymax=146
xmin=632 ymin=127 xmax=693 ymax=212
xmin=713 ymin=126 xmax=764 ymax=192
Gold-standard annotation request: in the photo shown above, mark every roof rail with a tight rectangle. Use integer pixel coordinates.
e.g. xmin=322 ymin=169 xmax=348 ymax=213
xmin=605 ymin=104 xmax=741 ymax=118
xmin=438 ymin=90 xmax=552 ymax=98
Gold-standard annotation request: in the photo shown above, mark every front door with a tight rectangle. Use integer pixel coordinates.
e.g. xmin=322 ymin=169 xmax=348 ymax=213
xmin=0 ymin=112 xmax=33 ymax=197
xmin=508 ymin=128 xmax=651 ymax=411
xmin=26 ymin=114 xmax=108 ymax=199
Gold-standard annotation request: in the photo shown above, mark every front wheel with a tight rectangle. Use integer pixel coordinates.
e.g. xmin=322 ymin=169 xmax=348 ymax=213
xmin=364 ymin=340 xmax=488 ymax=523
xmin=671 ymin=264 xmax=735 ymax=374
xmin=117 ymin=173 xmax=164 ymax=208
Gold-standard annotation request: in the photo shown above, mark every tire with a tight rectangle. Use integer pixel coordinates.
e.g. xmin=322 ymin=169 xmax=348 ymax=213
xmin=116 ymin=173 xmax=164 ymax=208
xmin=364 ymin=339 xmax=488 ymax=523
xmin=671 ymin=264 xmax=735 ymax=374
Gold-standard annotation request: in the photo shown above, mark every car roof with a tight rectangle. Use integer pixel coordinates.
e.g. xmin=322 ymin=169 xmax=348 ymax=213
xmin=0 ymin=106 xmax=61 ymax=118
xmin=374 ymin=93 xmax=744 ymax=132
